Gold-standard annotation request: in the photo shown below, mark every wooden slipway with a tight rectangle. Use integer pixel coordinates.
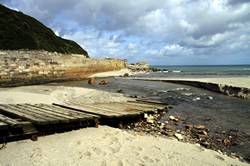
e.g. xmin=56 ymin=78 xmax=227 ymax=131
xmin=0 ymin=99 xmax=168 ymax=143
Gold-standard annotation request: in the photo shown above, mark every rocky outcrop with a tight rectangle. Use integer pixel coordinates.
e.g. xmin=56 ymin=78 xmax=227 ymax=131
xmin=127 ymin=61 xmax=149 ymax=72
xmin=162 ymin=80 xmax=250 ymax=100
xmin=0 ymin=50 xmax=125 ymax=87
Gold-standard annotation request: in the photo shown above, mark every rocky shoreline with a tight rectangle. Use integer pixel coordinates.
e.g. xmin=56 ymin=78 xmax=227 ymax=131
xmin=123 ymin=110 xmax=249 ymax=163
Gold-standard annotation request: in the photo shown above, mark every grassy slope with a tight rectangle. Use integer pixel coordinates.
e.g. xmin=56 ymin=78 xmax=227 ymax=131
xmin=0 ymin=4 xmax=88 ymax=57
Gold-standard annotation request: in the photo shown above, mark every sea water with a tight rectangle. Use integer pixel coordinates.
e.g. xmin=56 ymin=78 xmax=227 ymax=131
xmin=150 ymin=65 xmax=250 ymax=77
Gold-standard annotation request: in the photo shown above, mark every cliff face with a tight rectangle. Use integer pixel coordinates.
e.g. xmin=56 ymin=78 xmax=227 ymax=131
xmin=0 ymin=4 xmax=88 ymax=57
xmin=0 ymin=50 xmax=125 ymax=87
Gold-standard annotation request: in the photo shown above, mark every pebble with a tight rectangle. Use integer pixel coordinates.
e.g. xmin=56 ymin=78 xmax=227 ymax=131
xmin=182 ymin=93 xmax=193 ymax=96
xmin=185 ymin=124 xmax=193 ymax=130
xmin=169 ymin=115 xmax=179 ymax=122
xmin=223 ymin=139 xmax=230 ymax=146
xmin=147 ymin=119 xmax=154 ymax=124
xmin=88 ymin=77 xmax=96 ymax=85
xmin=207 ymin=96 xmax=213 ymax=100
xmin=174 ymin=133 xmax=184 ymax=140
xmin=194 ymin=125 xmax=206 ymax=130
xmin=99 ymin=80 xmax=108 ymax=85
xmin=193 ymin=97 xmax=201 ymax=101
xmin=200 ymin=141 xmax=209 ymax=147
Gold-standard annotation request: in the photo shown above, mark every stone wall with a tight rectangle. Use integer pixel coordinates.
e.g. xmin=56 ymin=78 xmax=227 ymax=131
xmin=162 ymin=80 xmax=250 ymax=100
xmin=0 ymin=50 xmax=126 ymax=87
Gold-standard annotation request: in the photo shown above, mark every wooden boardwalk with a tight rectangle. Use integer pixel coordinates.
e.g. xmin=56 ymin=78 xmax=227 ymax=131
xmin=0 ymin=99 xmax=168 ymax=143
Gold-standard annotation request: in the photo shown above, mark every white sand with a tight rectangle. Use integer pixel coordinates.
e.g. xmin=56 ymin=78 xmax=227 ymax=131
xmin=0 ymin=85 xmax=130 ymax=104
xmin=0 ymin=126 xmax=247 ymax=166
xmin=90 ymin=68 xmax=131 ymax=78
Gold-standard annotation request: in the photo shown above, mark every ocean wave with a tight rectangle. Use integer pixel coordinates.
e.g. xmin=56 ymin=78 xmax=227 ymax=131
xmin=172 ymin=70 xmax=182 ymax=73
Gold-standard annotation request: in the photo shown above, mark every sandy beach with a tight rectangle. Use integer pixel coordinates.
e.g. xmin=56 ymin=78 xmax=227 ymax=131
xmin=0 ymin=125 xmax=248 ymax=166
xmin=0 ymin=80 xmax=249 ymax=165
xmin=90 ymin=68 xmax=132 ymax=78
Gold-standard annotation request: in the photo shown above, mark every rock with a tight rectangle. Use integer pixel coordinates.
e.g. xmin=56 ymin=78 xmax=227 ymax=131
xmin=144 ymin=113 xmax=148 ymax=118
xmin=117 ymin=89 xmax=123 ymax=93
xmin=194 ymin=125 xmax=206 ymax=130
xmin=207 ymin=96 xmax=213 ymax=100
xmin=182 ymin=93 xmax=193 ymax=96
xmin=198 ymin=130 xmax=208 ymax=136
xmin=223 ymin=139 xmax=230 ymax=146
xmin=175 ymin=133 xmax=184 ymax=140
xmin=193 ymin=97 xmax=201 ymax=101
xmin=159 ymin=124 xmax=165 ymax=129
xmin=200 ymin=141 xmax=210 ymax=147
xmin=123 ymin=73 xmax=129 ymax=77
xmin=185 ymin=124 xmax=193 ymax=130
xmin=169 ymin=115 xmax=179 ymax=122
xmin=146 ymin=115 xmax=155 ymax=124
xmin=99 ymin=80 xmax=108 ymax=85
xmin=147 ymin=119 xmax=154 ymax=124
xmin=31 ymin=134 xmax=38 ymax=141
xmin=167 ymin=105 xmax=174 ymax=109
xmin=88 ymin=77 xmax=96 ymax=85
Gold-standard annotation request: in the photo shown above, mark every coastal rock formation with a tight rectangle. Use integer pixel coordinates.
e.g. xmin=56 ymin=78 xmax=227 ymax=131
xmin=0 ymin=50 xmax=125 ymax=87
xmin=0 ymin=4 xmax=88 ymax=56
xmin=157 ymin=80 xmax=250 ymax=100
xmin=127 ymin=61 xmax=149 ymax=72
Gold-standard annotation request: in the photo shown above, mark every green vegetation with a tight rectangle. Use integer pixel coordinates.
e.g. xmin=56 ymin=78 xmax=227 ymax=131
xmin=0 ymin=4 xmax=88 ymax=57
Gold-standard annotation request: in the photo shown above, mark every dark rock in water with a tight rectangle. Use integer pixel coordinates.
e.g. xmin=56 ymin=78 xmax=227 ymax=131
xmin=123 ymin=73 xmax=129 ymax=77
xmin=194 ymin=125 xmax=206 ymax=130
xmin=198 ymin=130 xmax=208 ymax=136
xmin=88 ymin=78 xmax=96 ymax=85
xmin=200 ymin=141 xmax=210 ymax=148
xmin=185 ymin=124 xmax=193 ymax=130
xmin=99 ymin=80 xmax=108 ymax=85
xmin=0 ymin=4 xmax=88 ymax=56
xmin=130 ymin=95 xmax=138 ymax=98
xmin=223 ymin=139 xmax=231 ymax=146
xmin=117 ymin=89 xmax=123 ymax=93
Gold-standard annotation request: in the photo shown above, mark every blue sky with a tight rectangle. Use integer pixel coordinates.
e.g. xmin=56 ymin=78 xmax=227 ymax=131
xmin=1 ymin=0 xmax=250 ymax=65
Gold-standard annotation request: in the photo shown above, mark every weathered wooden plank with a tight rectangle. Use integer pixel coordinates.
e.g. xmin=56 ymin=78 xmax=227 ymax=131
xmin=68 ymin=102 xmax=124 ymax=115
xmin=24 ymin=104 xmax=77 ymax=122
xmin=78 ymin=103 xmax=127 ymax=116
xmin=0 ymin=105 xmax=48 ymax=125
xmin=7 ymin=104 xmax=59 ymax=124
xmin=126 ymin=101 xmax=166 ymax=110
xmin=0 ymin=121 xmax=8 ymax=130
xmin=53 ymin=103 xmax=121 ymax=117
xmin=0 ymin=114 xmax=22 ymax=127
xmin=34 ymin=104 xmax=96 ymax=119
xmin=135 ymin=99 xmax=166 ymax=105
xmin=93 ymin=103 xmax=144 ymax=114
xmin=15 ymin=104 xmax=70 ymax=123
xmin=3 ymin=104 xmax=52 ymax=122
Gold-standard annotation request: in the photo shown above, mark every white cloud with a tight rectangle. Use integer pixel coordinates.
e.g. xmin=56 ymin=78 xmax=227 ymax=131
xmin=3 ymin=0 xmax=250 ymax=64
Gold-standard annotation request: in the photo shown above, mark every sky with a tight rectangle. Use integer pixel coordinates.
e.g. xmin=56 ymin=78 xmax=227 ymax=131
xmin=1 ymin=0 xmax=250 ymax=65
